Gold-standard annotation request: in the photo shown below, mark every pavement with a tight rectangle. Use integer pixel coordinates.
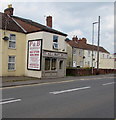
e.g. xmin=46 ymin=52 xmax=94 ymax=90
xmin=1 ymin=74 xmax=115 ymax=88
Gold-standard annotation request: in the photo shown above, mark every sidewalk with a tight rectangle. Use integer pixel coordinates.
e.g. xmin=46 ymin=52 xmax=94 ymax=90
xmin=1 ymin=74 xmax=114 ymax=88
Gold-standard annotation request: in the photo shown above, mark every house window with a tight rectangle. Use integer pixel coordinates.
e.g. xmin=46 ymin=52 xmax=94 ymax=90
xmin=53 ymin=35 xmax=58 ymax=49
xmin=8 ymin=56 xmax=15 ymax=70
xmin=103 ymin=54 xmax=105 ymax=58
xmin=9 ymin=34 xmax=16 ymax=49
xmin=80 ymin=61 xmax=83 ymax=67
xmin=79 ymin=49 xmax=82 ymax=56
xmin=88 ymin=50 xmax=91 ymax=57
xmin=53 ymin=35 xmax=58 ymax=43
xmin=107 ymin=55 xmax=109 ymax=58
xmin=73 ymin=48 xmax=76 ymax=55
xmin=88 ymin=61 xmax=90 ymax=66
xmin=59 ymin=60 xmax=63 ymax=69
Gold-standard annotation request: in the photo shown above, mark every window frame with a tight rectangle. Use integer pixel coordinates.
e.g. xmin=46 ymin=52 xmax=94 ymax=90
xmin=8 ymin=34 xmax=16 ymax=49
xmin=8 ymin=56 xmax=16 ymax=71
xmin=45 ymin=57 xmax=57 ymax=71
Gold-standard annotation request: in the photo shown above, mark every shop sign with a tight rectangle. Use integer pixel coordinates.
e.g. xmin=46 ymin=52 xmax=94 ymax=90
xmin=43 ymin=50 xmax=67 ymax=58
xmin=27 ymin=39 xmax=42 ymax=70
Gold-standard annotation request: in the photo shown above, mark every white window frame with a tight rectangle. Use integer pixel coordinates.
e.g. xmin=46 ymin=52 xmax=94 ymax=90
xmin=88 ymin=50 xmax=91 ymax=57
xmin=53 ymin=35 xmax=58 ymax=49
xmin=8 ymin=56 xmax=16 ymax=71
xmin=9 ymin=34 xmax=16 ymax=49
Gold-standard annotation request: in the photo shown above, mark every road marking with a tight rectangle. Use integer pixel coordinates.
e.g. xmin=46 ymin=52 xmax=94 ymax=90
xmin=1 ymin=76 xmax=114 ymax=90
xmin=0 ymin=98 xmax=21 ymax=105
xmin=102 ymin=82 xmax=115 ymax=86
xmin=0 ymin=98 xmax=14 ymax=102
xmin=50 ymin=86 xmax=91 ymax=95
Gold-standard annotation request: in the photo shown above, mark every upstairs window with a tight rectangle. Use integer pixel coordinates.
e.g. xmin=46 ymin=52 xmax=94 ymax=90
xmin=88 ymin=50 xmax=91 ymax=57
xmin=53 ymin=35 xmax=58 ymax=49
xmin=9 ymin=34 xmax=16 ymax=49
xmin=53 ymin=35 xmax=58 ymax=43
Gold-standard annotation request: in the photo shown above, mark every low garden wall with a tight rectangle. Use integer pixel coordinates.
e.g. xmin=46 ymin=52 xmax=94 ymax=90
xmin=66 ymin=68 xmax=116 ymax=76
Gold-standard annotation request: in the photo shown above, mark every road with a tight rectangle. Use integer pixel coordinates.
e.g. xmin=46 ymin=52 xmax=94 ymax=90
xmin=1 ymin=74 xmax=115 ymax=118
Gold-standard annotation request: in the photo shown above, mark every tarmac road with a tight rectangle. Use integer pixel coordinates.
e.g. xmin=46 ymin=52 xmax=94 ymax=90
xmin=1 ymin=74 xmax=115 ymax=118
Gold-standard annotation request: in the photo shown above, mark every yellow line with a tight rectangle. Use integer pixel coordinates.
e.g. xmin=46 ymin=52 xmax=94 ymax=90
xmin=1 ymin=76 xmax=114 ymax=90
xmin=1 ymin=80 xmax=76 ymax=90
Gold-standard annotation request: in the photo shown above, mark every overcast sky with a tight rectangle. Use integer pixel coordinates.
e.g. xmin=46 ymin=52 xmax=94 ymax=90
xmin=1 ymin=1 xmax=114 ymax=53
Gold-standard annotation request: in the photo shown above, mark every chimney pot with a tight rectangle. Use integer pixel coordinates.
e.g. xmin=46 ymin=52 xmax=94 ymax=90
xmin=46 ymin=16 xmax=52 ymax=28
xmin=4 ymin=4 xmax=14 ymax=16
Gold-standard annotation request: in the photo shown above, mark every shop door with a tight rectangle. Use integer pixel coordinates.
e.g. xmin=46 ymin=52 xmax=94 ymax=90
xmin=58 ymin=60 xmax=65 ymax=77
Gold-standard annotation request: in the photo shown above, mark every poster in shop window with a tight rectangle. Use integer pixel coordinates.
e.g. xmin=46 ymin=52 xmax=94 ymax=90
xmin=27 ymin=39 xmax=42 ymax=70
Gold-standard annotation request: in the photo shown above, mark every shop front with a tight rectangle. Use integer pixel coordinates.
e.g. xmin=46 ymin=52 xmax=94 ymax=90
xmin=42 ymin=50 xmax=67 ymax=78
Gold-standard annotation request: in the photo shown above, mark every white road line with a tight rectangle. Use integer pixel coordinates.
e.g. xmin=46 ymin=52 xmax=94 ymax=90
xmin=102 ymin=82 xmax=115 ymax=86
xmin=50 ymin=86 xmax=91 ymax=95
xmin=0 ymin=99 xmax=21 ymax=105
xmin=0 ymin=98 xmax=14 ymax=102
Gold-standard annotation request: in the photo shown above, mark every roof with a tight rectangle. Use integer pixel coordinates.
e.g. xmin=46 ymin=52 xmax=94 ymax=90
xmin=0 ymin=12 xmax=25 ymax=33
xmin=67 ymin=40 xmax=109 ymax=54
xmin=0 ymin=12 xmax=67 ymax=36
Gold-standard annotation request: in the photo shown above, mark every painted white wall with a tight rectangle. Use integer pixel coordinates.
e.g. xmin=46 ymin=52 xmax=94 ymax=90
xmin=42 ymin=32 xmax=66 ymax=52
xmin=25 ymin=31 xmax=66 ymax=78
xmin=100 ymin=58 xmax=114 ymax=69
xmin=25 ymin=32 xmax=43 ymax=78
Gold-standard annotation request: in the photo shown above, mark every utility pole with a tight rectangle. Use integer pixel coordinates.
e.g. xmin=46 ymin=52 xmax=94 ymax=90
xmin=97 ymin=16 xmax=100 ymax=73
xmin=92 ymin=22 xmax=98 ymax=74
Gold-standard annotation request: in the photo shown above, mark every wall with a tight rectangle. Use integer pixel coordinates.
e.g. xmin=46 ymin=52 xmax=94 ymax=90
xmin=25 ymin=32 xmax=43 ymax=78
xmin=99 ymin=58 xmax=114 ymax=69
xmin=66 ymin=44 xmax=72 ymax=67
xmin=0 ymin=30 xmax=2 ymax=76
xmin=66 ymin=68 xmax=115 ymax=76
xmin=1 ymin=30 xmax=26 ymax=76
xmin=42 ymin=32 xmax=66 ymax=52
xmin=25 ymin=31 xmax=67 ymax=78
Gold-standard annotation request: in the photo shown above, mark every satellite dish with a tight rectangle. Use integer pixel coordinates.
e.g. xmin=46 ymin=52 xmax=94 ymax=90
xmin=3 ymin=36 xmax=9 ymax=41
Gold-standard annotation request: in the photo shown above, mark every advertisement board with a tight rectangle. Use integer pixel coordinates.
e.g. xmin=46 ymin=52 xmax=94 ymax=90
xmin=27 ymin=39 xmax=42 ymax=70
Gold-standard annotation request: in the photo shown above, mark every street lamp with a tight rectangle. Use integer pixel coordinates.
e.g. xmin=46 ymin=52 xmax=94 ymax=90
xmin=97 ymin=16 xmax=100 ymax=73
xmin=92 ymin=22 xmax=98 ymax=74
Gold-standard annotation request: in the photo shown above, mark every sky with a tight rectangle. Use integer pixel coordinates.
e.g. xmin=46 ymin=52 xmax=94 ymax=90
xmin=1 ymin=0 xmax=115 ymax=54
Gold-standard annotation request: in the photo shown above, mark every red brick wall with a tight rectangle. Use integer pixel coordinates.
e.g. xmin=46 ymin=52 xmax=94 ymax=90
xmin=66 ymin=68 xmax=116 ymax=76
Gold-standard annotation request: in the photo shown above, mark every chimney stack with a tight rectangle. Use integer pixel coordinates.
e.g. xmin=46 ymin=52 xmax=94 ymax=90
xmin=4 ymin=4 xmax=14 ymax=16
xmin=78 ymin=38 xmax=87 ymax=44
xmin=72 ymin=36 xmax=78 ymax=42
xmin=46 ymin=16 xmax=52 ymax=28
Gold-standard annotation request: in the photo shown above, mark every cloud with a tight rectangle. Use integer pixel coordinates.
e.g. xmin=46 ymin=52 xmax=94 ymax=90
xmin=67 ymin=29 xmax=83 ymax=39
xmin=1 ymin=2 xmax=114 ymax=53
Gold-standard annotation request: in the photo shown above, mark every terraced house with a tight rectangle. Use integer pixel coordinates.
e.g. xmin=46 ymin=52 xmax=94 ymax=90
xmin=66 ymin=36 xmax=114 ymax=69
xmin=0 ymin=5 xmax=67 ymax=78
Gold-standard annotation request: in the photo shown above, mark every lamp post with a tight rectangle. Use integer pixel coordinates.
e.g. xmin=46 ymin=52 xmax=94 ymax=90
xmin=97 ymin=16 xmax=100 ymax=73
xmin=92 ymin=22 xmax=98 ymax=74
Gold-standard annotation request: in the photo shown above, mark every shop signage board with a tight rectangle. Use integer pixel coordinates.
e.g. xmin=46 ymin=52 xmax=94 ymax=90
xmin=27 ymin=39 xmax=42 ymax=70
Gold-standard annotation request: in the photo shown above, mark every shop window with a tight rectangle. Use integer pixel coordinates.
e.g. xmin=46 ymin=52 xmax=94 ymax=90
xmin=9 ymin=34 xmax=16 ymax=49
xmin=45 ymin=58 xmax=50 ymax=70
xmin=51 ymin=58 xmax=56 ymax=70
xmin=59 ymin=60 xmax=63 ymax=69
xmin=45 ymin=58 xmax=57 ymax=71
xmin=8 ymin=56 xmax=15 ymax=70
